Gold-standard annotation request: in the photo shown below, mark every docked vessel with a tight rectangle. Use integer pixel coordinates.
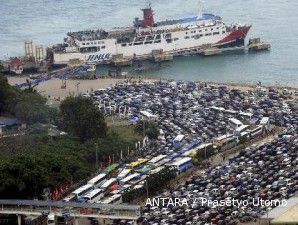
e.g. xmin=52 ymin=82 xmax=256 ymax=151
xmin=52 ymin=4 xmax=251 ymax=65
xmin=248 ymin=38 xmax=271 ymax=51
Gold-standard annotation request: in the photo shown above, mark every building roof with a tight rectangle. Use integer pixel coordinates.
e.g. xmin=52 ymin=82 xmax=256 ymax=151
xmin=271 ymin=204 xmax=298 ymax=224
xmin=9 ymin=57 xmax=23 ymax=67
xmin=0 ymin=117 xmax=20 ymax=127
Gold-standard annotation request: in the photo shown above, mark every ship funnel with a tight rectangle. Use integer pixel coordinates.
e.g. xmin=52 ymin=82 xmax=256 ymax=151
xmin=142 ymin=3 xmax=154 ymax=27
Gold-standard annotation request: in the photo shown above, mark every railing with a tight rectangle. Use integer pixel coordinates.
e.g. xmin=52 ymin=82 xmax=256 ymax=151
xmin=0 ymin=200 xmax=141 ymax=220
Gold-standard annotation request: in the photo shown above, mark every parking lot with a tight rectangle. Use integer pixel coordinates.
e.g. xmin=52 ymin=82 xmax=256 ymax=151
xmin=64 ymin=80 xmax=297 ymax=224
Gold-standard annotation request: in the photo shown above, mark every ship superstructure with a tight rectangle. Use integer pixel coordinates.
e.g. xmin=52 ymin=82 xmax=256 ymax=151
xmin=52 ymin=5 xmax=251 ymax=65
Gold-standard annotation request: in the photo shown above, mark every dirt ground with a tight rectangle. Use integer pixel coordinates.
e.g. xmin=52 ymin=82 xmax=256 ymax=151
xmin=8 ymin=76 xmax=298 ymax=102
xmin=8 ymin=76 xmax=154 ymax=100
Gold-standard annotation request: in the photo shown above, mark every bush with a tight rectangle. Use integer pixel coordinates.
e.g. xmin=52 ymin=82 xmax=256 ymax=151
xmin=135 ymin=120 xmax=159 ymax=139
xmin=122 ymin=167 xmax=176 ymax=203
xmin=59 ymin=96 xmax=107 ymax=141
xmin=0 ymin=74 xmax=55 ymax=124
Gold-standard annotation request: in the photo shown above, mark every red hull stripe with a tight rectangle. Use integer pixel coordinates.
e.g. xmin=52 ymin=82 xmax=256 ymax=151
xmin=216 ymin=26 xmax=251 ymax=45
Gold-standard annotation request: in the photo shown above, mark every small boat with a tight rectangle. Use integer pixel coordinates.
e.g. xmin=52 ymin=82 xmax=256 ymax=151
xmin=248 ymin=38 xmax=271 ymax=51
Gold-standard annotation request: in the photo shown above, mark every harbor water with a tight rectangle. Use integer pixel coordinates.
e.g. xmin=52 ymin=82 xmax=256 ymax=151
xmin=1 ymin=0 xmax=297 ymax=87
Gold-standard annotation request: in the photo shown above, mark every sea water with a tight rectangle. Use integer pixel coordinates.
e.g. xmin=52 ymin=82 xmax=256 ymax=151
xmin=1 ymin=0 xmax=297 ymax=87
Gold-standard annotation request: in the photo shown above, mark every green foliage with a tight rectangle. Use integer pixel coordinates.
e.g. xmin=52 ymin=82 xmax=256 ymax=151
xmin=192 ymin=155 xmax=200 ymax=166
xmin=147 ymin=166 xmax=176 ymax=192
xmin=195 ymin=144 xmax=216 ymax=160
xmin=122 ymin=187 xmax=140 ymax=203
xmin=0 ymin=135 xmax=94 ymax=199
xmin=135 ymin=120 xmax=160 ymax=139
xmin=0 ymin=124 xmax=141 ymax=199
xmin=59 ymin=96 xmax=107 ymax=141
xmin=0 ymin=73 xmax=142 ymax=199
xmin=0 ymin=74 xmax=20 ymax=114
xmin=0 ymin=73 xmax=55 ymax=124
xmin=122 ymin=167 xmax=176 ymax=203
xmin=14 ymin=93 xmax=48 ymax=124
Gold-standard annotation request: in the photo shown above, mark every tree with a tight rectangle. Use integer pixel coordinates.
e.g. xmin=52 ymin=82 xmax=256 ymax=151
xmin=59 ymin=96 xmax=107 ymax=141
xmin=14 ymin=92 xmax=50 ymax=124
xmin=122 ymin=166 xmax=177 ymax=203
xmin=135 ymin=120 xmax=159 ymax=139
xmin=0 ymin=74 xmax=19 ymax=114
xmin=0 ymin=73 xmax=55 ymax=124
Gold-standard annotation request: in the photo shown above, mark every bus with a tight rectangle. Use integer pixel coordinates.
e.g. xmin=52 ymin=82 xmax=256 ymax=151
xmin=117 ymin=169 xmax=131 ymax=180
xmin=173 ymin=134 xmax=185 ymax=148
xmin=100 ymin=178 xmax=117 ymax=191
xmin=214 ymin=134 xmax=234 ymax=147
xmin=150 ymin=166 xmax=165 ymax=175
xmin=87 ymin=173 xmax=107 ymax=187
xmin=104 ymin=163 xmax=119 ymax=174
xmin=119 ymin=173 xmax=140 ymax=184
xmin=100 ymin=194 xmax=122 ymax=204
xmin=171 ymin=157 xmax=193 ymax=173
xmin=72 ymin=184 xmax=93 ymax=198
xmin=47 ymin=214 xmax=55 ymax=225
xmin=148 ymin=155 xmax=167 ymax=166
xmin=156 ymin=157 xmax=171 ymax=167
xmin=250 ymin=125 xmax=263 ymax=138
xmin=127 ymin=158 xmax=149 ymax=169
xmin=228 ymin=118 xmax=243 ymax=129
xmin=82 ymin=188 xmax=104 ymax=203
xmin=63 ymin=194 xmax=75 ymax=202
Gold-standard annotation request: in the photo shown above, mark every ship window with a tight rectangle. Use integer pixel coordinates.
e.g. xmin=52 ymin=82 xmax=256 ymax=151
xmin=199 ymin=30 xmax=202 ymax=32
xmin=166 ymin=39 xmax=172 ymax=43
xmin=205 ymin=29 xmax=208 ymax=31
xmin=213 ymin=32 xmax=220 ymax=35
xmin=102 ymin=46 xmax=106 ymax=49
xmin=174 ymin=38 xmax=179 ymax=41
xmin=154 ymin=40 xmax=161 ymax=43
xmin=82 ymin=43 xmax=85 ymax=45
xmin=86 ymin=42 xmax=90 ymax=45
xmin=121 ymin=43 xmax=127 ymax=47
xmin=129 ymin=43 xmax=132 ymax=46
xmin=185 ymin=36 xmax=190 ymax=39
xmin=185 ymin=32 xmax=188 ymax=34
xmin=222 ymin=31 xmax=225 ymax=34
xmin=211 ymin=28 xmax=213 ymax=31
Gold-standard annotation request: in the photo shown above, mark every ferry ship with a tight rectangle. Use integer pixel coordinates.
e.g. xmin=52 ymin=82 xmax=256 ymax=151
xmin=52 ymin=5 xmax=251 ymax=65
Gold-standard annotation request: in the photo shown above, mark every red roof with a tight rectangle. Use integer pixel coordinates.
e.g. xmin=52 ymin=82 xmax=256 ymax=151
xmin=9 ymin=57 xmax=23 ymax=67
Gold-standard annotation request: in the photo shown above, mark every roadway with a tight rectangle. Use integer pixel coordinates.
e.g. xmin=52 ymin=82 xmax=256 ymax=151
xmin=0 ymin=199 xmax=141 ymax=224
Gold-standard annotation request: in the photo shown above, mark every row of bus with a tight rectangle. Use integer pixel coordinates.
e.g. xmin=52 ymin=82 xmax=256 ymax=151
xmin=64 ymin=144 xmax=197 ymax=204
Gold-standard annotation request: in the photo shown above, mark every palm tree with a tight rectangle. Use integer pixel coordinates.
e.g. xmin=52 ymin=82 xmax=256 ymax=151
xmin=25 ymin=79 xmax=38 ymax=93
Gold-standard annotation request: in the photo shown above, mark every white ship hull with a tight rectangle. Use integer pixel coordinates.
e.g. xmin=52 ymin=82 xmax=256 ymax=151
xmin=52 ymin=9 xmax=251 ymax=65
